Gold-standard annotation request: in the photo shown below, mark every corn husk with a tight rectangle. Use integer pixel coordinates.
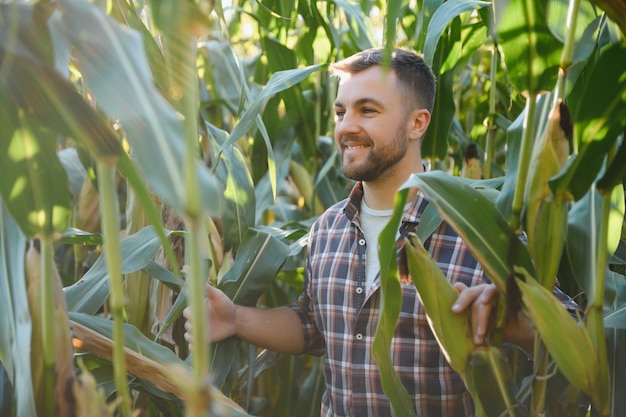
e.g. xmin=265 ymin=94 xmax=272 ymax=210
xmin=525 ymin=100 xmax=571 ymax=287
xmin=465 ymin=346 xmax=525 ymax=417
xmin=515 ymin=270 xmax=603 ymax=406
xmin=405 ymin=234 xmax=476 ymax=376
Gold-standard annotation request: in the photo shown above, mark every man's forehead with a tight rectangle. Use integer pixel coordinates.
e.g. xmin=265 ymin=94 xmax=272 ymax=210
xmin=337 ymin=66 xmax=397 ymax=85
xmin=335 ymin=68 xmax=399 ymax=102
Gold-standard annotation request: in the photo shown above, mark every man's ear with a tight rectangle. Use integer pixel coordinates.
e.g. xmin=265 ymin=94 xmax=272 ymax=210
xmin=408 ymin=108 xmax=431 ymax=141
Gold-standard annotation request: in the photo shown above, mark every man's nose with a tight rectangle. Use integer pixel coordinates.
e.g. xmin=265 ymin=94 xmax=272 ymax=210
xmin=335 ymin=112 xmax=361 ymax=137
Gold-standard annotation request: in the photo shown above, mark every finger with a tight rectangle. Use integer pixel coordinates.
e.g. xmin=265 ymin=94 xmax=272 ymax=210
xmin=451 ymin=285 xmax=482 ymax=313
xmin=471 ymin=286 xmax=499 ymax=345
xmin=472 ymin=298 xmax=494 ymax=345
xmin=182 ymin=306 xmax=192 ymax=319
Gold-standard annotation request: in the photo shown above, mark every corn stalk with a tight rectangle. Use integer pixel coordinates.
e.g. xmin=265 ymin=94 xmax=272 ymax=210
xmin=96 ymin=161 xmax=132 ymax=417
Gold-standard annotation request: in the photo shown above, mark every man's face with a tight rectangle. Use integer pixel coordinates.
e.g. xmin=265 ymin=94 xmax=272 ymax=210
xmin=333 ymin=66 xmax=410 ymax=182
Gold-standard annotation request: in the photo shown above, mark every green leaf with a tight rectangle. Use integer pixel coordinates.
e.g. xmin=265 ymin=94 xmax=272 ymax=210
xmin=605 ymin=304 xmax=626 ymax=329
xmin=423 ymin=0 xmax=490 ymax=66
xmin=59 ymin=228 xmax=103 ymax=246
xmin=422 ymin=69 xmax=455 ymax=160
xmin=551 ymin=42 xmax=626 ymax=200
xmin=547 ymin=0 xmax=601 ymax=65
xmin=219 ymin=228 xmax=290 ymax=306
xmin=53 ymin=0 xmax=222 ymax=216
xmin=109 ymin=0 xmax=169 ymax=93
xmin=598 ymin=132 xmax=626 ymax=192
xmin=70 ymin=312 xmax=185 ymax=365
xmin=373 ymin=188 xmax=417 ymax=417
xmin=65 ymin=226 xmax=168 ymax=314
xmin=0 ymin=2 xmax=54 ymax=65
xmin=214 ymin=135 xmax=256 ymax=251
xmin=0 ymin=117 xmax=71 ymax=238
xmin=223 ymin=64 xmax=325 ymax=150
xmin=332 ymin=0 xmax=373 ymax=50
xmin=495 ymin=0 xmax=561 ymax=95
xmin=210 ymin=228 xmax=290 ymax=388
xmin=404 ymin=171 xmax=535 ymax=291
xmin=2 ymin=53 xmax=122 ymax=160
xmin=57 ymin=148 xmax=87 ymax=203
xmin=0 ymin=200 xmax=36 ymax=417
xmin=560 ymin=187 xmax=623 ymax=300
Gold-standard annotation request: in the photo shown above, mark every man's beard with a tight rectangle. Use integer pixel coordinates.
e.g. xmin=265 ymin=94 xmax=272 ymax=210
xmin=340 ymin=124 xmax=408 ymax=182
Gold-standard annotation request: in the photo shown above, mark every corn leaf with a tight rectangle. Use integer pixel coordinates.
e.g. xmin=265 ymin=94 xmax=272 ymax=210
xmin=0 ymin=118 xmax=71 ymax=238
xmin=372 ymin=188 xmax=418 ymax=417
xmin=223 ymin=64 xmax=325 ymax=150
xmin=0 ymin=200 xmax=36 ymax=417
xmin=423 ymin=0 xmax=490 ymax=66
xmin=551 ymin=42 xmax=626 ymax=200
xmin=69 ymin=312 xmax=255 ymax=417
xmin=64 ymin=226 xmax=173 ymax=314
xmin=219 ymin=228 xmax=290 ymax=306
xmin=404 ymin=171 xmax=535 ymax=291
xmin=494 ymin=0 xmax=561 ymax=95
xmin=53 ymin=0 xmax=222 ymax=217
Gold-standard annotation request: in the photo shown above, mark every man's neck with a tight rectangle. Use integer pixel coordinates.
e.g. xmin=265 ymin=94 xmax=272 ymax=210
xmin=363 ymin=161 xmax=424 ymax=210
xmin=361 ymin=171 xmax=422 ymax=210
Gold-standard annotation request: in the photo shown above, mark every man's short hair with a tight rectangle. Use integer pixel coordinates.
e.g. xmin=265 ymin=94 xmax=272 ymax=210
xmin=329 ymin=47 xmax=436 ymax=114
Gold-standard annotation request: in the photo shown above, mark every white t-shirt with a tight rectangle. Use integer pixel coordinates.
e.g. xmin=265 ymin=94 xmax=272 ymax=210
xmin=360 ymin=200 xmax=411 ymax=293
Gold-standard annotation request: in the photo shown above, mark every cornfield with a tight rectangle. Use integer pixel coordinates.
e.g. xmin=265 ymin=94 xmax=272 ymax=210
xmin=0 ymin=0 xmax=625 ymax=416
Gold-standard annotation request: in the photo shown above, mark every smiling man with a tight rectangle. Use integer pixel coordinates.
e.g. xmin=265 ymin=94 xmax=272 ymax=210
xmin=184 ymin=47 xmax=577 ymax=417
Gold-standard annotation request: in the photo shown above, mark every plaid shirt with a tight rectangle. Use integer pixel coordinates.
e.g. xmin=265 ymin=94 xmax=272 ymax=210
xmin=291 ymin=182 xmax=577 ymax=417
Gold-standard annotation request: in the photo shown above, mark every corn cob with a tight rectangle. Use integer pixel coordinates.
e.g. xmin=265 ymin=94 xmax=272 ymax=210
xmin=464 ymin=346 xmax=525 ymax=417
xmin=515 ymin=269 xmax=603 ymax=406
xmin=524 ymin=100 xmax=571 ymax=288
xmin=405 ymin=234 xmax=476 ymax=376
xmin=289 ymin=159 xmax=325 ymax=216
xmin=461 ymin=143 xmax=482 ymax=180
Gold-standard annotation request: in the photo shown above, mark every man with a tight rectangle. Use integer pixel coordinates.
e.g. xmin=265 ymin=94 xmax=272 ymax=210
xmin=184 ymin=48 xmax=569 ymax=416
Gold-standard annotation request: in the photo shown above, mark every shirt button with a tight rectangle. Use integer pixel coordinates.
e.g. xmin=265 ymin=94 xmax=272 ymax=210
xmin=358 ymin=238 xmax=366 ymax=246
xmin=355 ymin=333 xmax=363 ymax=341
xmin=356 ymin=287 xmax=363 ymax=294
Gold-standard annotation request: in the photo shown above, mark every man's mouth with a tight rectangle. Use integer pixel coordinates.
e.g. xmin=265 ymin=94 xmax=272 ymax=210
xmin=345 ymin=144 xmax=368 ymax=150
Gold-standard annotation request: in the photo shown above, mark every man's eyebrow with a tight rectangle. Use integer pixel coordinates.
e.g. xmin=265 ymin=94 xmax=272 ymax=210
xmin=334 ymin=97 xmax=383 ymax=108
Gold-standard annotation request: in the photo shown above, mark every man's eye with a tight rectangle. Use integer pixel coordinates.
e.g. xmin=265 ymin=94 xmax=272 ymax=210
xmin=335 ymin=110 xmax=345 ymax=117
xmin=363 ymin=108 xmax=376 ymax=114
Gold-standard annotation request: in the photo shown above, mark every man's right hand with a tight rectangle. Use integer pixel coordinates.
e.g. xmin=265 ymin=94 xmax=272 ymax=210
xmin=183 ymin=283 xmax=306 ymax=354
xmin=183 ymin=284 xmax=237 ymax=345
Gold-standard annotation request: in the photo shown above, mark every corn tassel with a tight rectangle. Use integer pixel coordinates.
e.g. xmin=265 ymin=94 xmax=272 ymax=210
xmin=515 ymin=269 xmax=603 ymax=406
xmin=524 ymin=100 xmax=571 ymax=288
